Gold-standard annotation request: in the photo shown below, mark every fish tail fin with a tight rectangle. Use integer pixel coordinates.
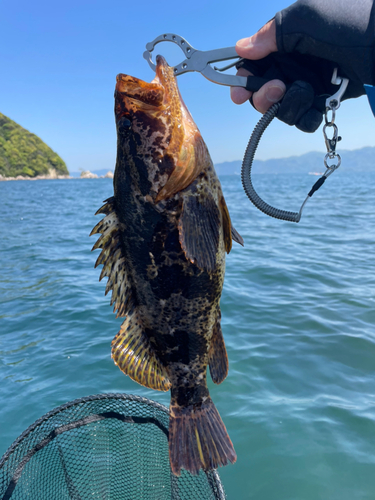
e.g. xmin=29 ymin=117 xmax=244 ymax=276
xmin=169 ymin=397 xmax=236 ymax=476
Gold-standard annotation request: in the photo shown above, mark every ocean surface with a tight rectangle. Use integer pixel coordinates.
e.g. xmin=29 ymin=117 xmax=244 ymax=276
xmin=1 ymin=173 xmax=375 ymax=499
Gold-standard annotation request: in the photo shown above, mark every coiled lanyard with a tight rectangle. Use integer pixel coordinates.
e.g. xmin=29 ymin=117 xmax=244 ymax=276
xmin=241 ymin=69 xmax=349 ymax=222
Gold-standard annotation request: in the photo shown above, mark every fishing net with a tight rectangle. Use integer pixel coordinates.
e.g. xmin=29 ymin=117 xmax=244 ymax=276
xmin=0 ymin=393 xmax=226 ymax=500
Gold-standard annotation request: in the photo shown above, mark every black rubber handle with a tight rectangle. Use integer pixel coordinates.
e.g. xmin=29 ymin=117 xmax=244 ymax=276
xmin=245 ymin=75 xmax=272 ymax=92
xmin=245 ymin=75 xmax=327 ymax=115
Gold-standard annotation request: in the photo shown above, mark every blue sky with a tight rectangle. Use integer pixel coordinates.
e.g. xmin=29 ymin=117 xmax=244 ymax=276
xmin=1 ymin=0 xmax=374 ymax=173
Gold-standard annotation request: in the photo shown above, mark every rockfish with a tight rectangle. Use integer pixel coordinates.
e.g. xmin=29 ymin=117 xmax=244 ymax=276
xmin=91 ymin=55 xmax=243 ymax=475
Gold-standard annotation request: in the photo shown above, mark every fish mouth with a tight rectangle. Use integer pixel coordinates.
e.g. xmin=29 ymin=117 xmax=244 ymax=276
xmin=115 ymin=56 xmax=179 ymax=120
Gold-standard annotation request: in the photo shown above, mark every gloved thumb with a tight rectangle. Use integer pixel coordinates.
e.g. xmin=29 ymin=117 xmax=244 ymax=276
xmin=235 ymin=20 xmax=277 ymax=60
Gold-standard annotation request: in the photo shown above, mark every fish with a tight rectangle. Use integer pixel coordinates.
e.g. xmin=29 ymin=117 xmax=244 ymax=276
xmin=91 ymin=55 xmax=244 ymax=476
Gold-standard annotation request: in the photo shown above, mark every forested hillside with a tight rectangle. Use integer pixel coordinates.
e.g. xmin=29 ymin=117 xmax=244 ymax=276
xmin=0 ymin=113 xmax=68 ymax=178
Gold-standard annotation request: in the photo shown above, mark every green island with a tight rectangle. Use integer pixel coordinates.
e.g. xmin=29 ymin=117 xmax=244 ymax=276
xmin=0 ymin=112 xmax=68 ymax=178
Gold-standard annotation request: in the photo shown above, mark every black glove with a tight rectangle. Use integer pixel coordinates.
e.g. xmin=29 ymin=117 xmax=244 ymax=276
xmin=239 ymin=0 xmax=375 ymax=132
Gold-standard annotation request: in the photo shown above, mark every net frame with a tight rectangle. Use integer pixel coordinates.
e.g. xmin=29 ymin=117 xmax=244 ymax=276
xmin=0 ymin=393 xmax=227 ymax=500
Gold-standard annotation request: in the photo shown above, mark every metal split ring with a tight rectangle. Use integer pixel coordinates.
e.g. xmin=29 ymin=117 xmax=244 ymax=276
xmin=324 ymin=152 xmax=341 ymax=170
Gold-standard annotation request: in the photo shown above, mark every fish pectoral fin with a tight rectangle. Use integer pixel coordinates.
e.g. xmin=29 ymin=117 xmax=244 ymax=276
xmin=91 ymin=197 xmax=134 ymax=318
xmin=208 ymin=312 xmax=229 ymax=385
xmin=178 ymin=192 xmax=221 ymax=271
xmin=111 ymin=310 xmax=171 ymax=392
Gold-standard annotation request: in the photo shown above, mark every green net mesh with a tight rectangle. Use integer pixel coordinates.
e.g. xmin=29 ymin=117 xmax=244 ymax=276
xmin=0 ymin=393 xmax=226 ymax=500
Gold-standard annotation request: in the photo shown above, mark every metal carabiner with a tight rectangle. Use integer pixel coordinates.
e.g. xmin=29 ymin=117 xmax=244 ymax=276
xmin=323 ymin=122 xmax=340 ymax=154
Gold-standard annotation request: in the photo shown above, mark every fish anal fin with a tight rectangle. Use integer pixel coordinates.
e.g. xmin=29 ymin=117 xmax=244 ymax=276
xmin=178 ymin=192 xmax=220 ymax=271
xmin=111 ymin=311 xmax=171 ymax=392
xmin=91 ymin=198 xmax=133 ymax=318
xmin=208 ymin=312 xmax=229 ymax=385
xmin=169 ymin=397 xmax=236 ymax=476
xmin=156 ymin=133 xmax=207 ymax=202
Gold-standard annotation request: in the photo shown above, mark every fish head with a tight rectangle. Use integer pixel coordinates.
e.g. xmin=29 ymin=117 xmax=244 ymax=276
xmin=115 ymin=56 xmax=209 ymax=200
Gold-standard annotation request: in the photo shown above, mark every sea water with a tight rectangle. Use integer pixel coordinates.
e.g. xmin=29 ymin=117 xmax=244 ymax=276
xmin=1 ymin=174 xmax=374 ymax=500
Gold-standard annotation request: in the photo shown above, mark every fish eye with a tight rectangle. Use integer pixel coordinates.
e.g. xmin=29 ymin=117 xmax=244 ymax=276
xmin=118 ymin=117 xmax=132 ymax=131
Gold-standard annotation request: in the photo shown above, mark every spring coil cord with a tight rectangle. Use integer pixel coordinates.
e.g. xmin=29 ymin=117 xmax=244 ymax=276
xmin=241 ymin=68 xmax=347 ymax=223
xmin=241 ymin=102 xmax=306 ymax=223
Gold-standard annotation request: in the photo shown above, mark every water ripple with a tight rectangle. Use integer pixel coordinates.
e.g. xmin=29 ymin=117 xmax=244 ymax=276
xmin=1 ymin=175 xmax=375 ymax=499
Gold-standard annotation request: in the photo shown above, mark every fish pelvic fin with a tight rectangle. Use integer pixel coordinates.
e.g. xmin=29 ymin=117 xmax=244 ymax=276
xmin=169 ymin=397 xmax=236 ymax=476
xmin=111 ymin=310 xmax=171 ymax=392
xmin=208 ymin=312 xmax=228 ymax=385
xmin=219 ymin=195 xmax=244 ymax=253
xmin=90 ymin=197 xmax=134 ymax=318
xmin=231 ymin=225 xmax=244 ymax=247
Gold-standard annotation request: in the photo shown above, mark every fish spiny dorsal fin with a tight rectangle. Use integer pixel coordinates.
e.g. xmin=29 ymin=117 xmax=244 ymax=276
xmin=208 ymin=310 xmax=229 ymax=385
xmin=111 ymin=310 xmax=171 ymax=392
xmin=94 ymin=197 xmax=116 ymax=216
xmin=90 ymin=197 xmax=134 ymax=318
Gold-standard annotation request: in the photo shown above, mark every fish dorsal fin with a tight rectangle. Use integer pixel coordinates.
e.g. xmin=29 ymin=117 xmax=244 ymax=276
xmin=111 ymin=309 xmax=171 ymax=392
xmin=90 ymin=197 xmax=134 ymax=318
xmin=208 ymin=311 xmax=229 ymax=385
xmin=178 ymin=191 xmax=221 ymax=271
xmin=156 ymin=134 xmax=207 ymax=202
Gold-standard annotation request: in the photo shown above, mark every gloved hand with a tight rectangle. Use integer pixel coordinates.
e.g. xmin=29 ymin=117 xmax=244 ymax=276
xmin=232 ymin=0 xmax=375 ymax=132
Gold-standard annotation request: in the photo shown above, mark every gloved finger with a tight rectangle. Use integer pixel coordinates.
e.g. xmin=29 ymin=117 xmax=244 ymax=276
xmin=277 ymin=80 xmax=322 ymax=133
xmin=252 ymin=79 xmax=286 ymax=113
xmin=231 ymin=68 xmax=253 ymax=104
xmin=296 ymin=107 xmax=323 ymax=133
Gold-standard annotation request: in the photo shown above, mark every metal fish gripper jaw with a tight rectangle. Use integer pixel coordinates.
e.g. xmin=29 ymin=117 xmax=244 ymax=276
xmin=143 ymin=33 xmax=196 ymax=74
xmin=143 ymin=33 xmax=269 ymax=90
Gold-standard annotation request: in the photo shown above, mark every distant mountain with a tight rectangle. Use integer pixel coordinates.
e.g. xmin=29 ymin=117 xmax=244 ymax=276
xmin=75 ymin=146 xmax=375 ymax=178
xmin=214 ymin=146 xmax=375 ymax=175
xmin=0 ymin=113 xmax=68 ymax=178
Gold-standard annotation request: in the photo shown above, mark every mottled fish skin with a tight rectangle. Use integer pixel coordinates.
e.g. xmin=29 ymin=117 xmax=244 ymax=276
xmin=91 ymin=55 xmax=243 ymax=475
